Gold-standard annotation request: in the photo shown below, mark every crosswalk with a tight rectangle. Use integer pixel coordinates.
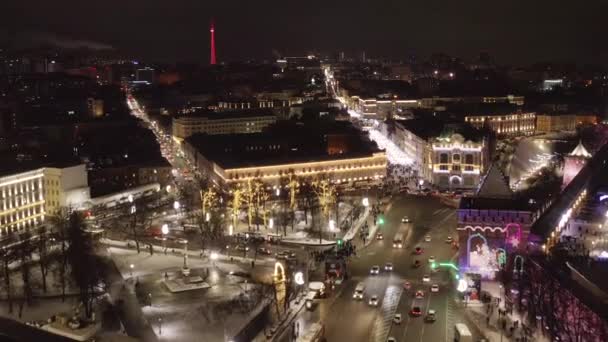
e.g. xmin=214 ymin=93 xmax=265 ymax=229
xmin=445 ymin=297 xmax=456 ymax=342
xmin=370 ymin=284 xmax=403 ymax=342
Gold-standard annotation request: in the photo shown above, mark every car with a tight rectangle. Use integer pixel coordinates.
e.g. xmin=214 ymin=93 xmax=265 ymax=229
xmin=414 ymin=246 xmax=423 ymax=255
xmin=387 ymin=338 xmax=396 ymax=342
xmin=368 ymin=295 xmax=379 ymax=306
xmin=257 ymin=247 xmax=272 ymax=255
xmin=236 ymin=244 xmax=250 ymax=252
xmin=428 ymin=256 xmax=436 ymax=264
xmin=370 ymin=265 xmax=380 ymax=275
xmin=412 ymin=260 xmax=421 ymax=268
xmin=403 ymin=281 xmax=411 ymax=290
xmin=376 ymin=232 xmax=384 ymax=240
xmin=410 ymin=306 xmax=422 ymax=316
xmin=425 ymin=310 xmax=437 ymax=322
xmin=275 ymin=251 xmax=296 ymax=259
xmin=424 ymin=235 xmax=431 ymax=242
xmin=414 ymin=290 xmax=424 ymax=298
xmin=431 ymin=284 xmax=439 ymax=292
xmin=393 ymin=313 xmax=402 ymax=324
xmin=422 ymin=274 xmax=431 ymax=282
xmin=384 ymin=263 xmax=393 ymax=271
xmin=401 ymin=216 xmax=410 ymax=223
xmin=446 ymin=236 xmax=453 ymax=244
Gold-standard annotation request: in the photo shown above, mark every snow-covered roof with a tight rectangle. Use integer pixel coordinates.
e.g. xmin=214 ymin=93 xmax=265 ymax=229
xmin=475 ymin=163 xmax=513 ymax=199
xmin=569 ymin=140 xmax=591 ymax=158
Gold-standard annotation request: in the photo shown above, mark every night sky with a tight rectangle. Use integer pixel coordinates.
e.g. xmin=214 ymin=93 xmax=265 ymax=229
xmin=2 ymin=0 xmax=607 ymax=65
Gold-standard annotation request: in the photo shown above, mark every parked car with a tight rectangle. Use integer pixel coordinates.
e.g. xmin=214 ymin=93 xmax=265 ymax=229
xmin=425 ymin=310 xmax=437 ymax=322
xmin=257 ymin=247 xmax=272 ymax=255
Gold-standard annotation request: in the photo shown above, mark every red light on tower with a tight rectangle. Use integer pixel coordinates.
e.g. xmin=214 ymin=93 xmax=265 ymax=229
xmin=210 ymin=19 xmax=217 ymax=65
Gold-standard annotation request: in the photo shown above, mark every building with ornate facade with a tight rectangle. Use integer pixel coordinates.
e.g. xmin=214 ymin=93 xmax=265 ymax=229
xmin=457 ymin=165 xmax=537 ymax=278
xmin=536 ymin=113 xmax=597 ymax=133
xmin=464 ymin=110 xmax=536 ymax=136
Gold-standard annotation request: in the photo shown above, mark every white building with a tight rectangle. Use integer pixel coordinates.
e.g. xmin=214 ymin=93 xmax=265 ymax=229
xmin=0 ymin=169 xmax=46 ymax=236
xmin=0 ymin=164 xmax=90 ymax=237
xmin=43 ymin=164 xmax=90 ymax=215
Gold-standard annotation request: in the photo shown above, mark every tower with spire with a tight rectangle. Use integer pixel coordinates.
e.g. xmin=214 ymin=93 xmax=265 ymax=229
xmin=210 ymin=19 xmax=217 ymax=65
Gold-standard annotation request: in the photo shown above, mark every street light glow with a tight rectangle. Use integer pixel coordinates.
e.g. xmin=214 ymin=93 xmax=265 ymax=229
xmin=362 ymin=197 xmax=369 ymax=207
xmin=173 ymin=201 xmax=180 ymax=210
xmin=161 ymin=224 xmax=169 ymax=235
xmin=457 ymin=279 xmax=468 ymax=292
xmin=294 ymin=271 xmax=305 ymax=285
xmin=210 ymin=252 xmax=218 ymax=260
xmin=269 ymin=218 xmax=274 ymax=229
xmin=329 ymin=219 xmax=336 ymax=231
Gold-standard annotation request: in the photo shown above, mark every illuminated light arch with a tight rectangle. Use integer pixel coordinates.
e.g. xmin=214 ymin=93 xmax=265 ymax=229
xmin=459 ymin=226 xmax=506 ymax=233
xmin=496 ymin=248 xmax=507 ymax=267
xmin=600 ymin=195 xmax=608 ymax=202
xmin=274 ymin=262 xmax=286 ymax=282
xmin=450 ymin=175 xmax=462 ymax=186
xmin=467 ymin=233 xmax=488 ymax=258
xmin=505 ymin=223 xmax=522 ymax=248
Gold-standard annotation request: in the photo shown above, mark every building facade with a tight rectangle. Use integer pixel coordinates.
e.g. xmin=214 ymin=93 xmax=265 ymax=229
xmin=536 ymin=113 xmax=597 ymax=133
xmin=352 ymin=96 xmax=421 ymax=119
xmin=465 ymin=112 xmax=536 ymax=136
xmin=0 ymin=169 xmax=45 ymax=236
xmin=188 ymin=150 xmax=387 ymax=187
xmin=172 ymin=111 xmax=277 ymax=141
xmin=43 ymin=164 xmax=91 ymax=215
xmin=457 ymin=165 xmax=536 ymax=279
xmin=429 ymin=134 xmax=487 ymax=189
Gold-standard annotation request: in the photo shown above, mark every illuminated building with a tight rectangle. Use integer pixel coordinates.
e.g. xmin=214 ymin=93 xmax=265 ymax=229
xmin=562 ymin=141 xmax=591 ymax=190
xmin=536 ymin=113 xmax=597 ymax=133
xmin=183 ymin=122 xmax=387 ymax=187
xmin=172 ymin=109 xmax=277 ymax=141
xmin=135 ymin=67 xmax=155 ymax=84
xmin=352 ymin=96 xmax=421 ymax=119
xmin=0 ymin=168 xmax=46 ymax=236
xmin=43 ymin=164 xmax=90 ymax=215
xmin=457 ymin=165 xmax=536 ymax=279
xmin=430 ymin=133 xmax=488 ymax=189
xmin=389 ymin=118 xmax=490 ymax=189
xmin=464 ymin=111 xmax=535 ymax=136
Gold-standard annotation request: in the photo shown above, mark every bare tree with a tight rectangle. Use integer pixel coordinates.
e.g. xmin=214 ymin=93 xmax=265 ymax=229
xmin=49 ymin=207 xmax=71 ymax=301
xmin=15 ymin=232 xmax=35 ymax=318
xmin=36 ymin=226 xmax=52 ymax=293
xmin=0 ymin=243 xmax=16 ymax=313
xmin=66 ymin=211 xmax=106 ymax=318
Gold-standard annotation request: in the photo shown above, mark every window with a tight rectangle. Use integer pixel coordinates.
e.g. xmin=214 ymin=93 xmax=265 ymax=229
xmin=465 ymin=166 xmax=474 ymax=171
xmin=439 ymin=153 xmax=448 ymax=164
xmin=452 ymin=165 xmax=461 ymax=171
xmin=465 ymin=154 xmax=474 ymax=164
xmin=452 ymin=154 xmax=461 ymax=163
xmin=439 ymin=165 xmax=448 ymax=171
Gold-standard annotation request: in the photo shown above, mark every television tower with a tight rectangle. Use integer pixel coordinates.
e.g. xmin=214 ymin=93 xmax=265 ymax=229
xmin=210 ymin=19 xmax=217 ymax=65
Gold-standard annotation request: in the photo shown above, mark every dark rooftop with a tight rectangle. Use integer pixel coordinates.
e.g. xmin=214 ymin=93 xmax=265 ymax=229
xmin=447 ymin=103 xmax=523 ymax=116
xmin=396 ymin=117 xmax=486 ymax=142
xmin=185 ymin=121 xmax=381 ymax=169
xmin=176 ymin=108 xmax=276 ymax=120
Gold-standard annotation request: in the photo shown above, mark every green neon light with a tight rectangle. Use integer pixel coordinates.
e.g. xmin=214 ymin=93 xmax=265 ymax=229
xmin=438 ymin=262 xmax=459 ymax=271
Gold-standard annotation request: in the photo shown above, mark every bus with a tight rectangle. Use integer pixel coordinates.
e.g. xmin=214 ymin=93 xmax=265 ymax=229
xmin=454 ymin=323 xmax=472 ymax=342
xmin=298 ymin=323 xmax=324 ymax=342
xmin=393 ymin=233 xmax=404 ymax=248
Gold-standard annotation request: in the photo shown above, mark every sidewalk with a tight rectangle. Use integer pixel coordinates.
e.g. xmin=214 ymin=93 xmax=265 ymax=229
xmin=463 ymin=281 xmax=551 ymax=342
xmin=251 ymin=292 xmax=307 ymax=342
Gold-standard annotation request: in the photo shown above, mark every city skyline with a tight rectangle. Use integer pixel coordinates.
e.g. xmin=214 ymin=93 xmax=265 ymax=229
xmin=1 ymin=0 xmax=607 ymax=65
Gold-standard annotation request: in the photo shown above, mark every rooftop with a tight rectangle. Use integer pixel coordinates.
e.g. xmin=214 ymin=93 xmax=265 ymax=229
xmin=396 ymin=117 xmax=486 ymax=142
xmin=176 ymin=108 xmax=276 ymax=120
xmin=185 ymin=121 xmax=381 ymax=169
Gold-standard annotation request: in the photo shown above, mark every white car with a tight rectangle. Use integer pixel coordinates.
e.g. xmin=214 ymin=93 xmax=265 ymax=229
xmin=368 ymin=295 xmax=379 ymax=306
xmin=424 ymin=235 xmax=431 ymax=242
xmin=422 ymin=274 xmax=431 ymax=282
xmin=370 ymin=266 xmax=380 ymax=275
xmin=401 ymin=217 xmax=410 ymax=223
xmin=446 ymin=236 xmax=453 ymax=243
xmin=387 ymin=338 xmax=396 ymax=342
xmin=431 ymin=284 xmax=439 ymax=292
xmin=384 ymin=263 xmax=394 ymax=271
xmin=393 ymin=313 xmax=402 ymax=324
xmin=428 ymin=256 xmax=436 ymax=264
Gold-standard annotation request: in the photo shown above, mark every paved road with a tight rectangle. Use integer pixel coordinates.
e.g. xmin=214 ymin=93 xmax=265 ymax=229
xmin=288 ymin=194 xmax=472 ymax=342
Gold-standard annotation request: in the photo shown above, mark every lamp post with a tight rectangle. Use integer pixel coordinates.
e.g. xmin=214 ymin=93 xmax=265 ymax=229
xmin=161 ymin=224 xmax=169 ymax=254
xmin=129 ymin=263 xmax=134 ymax=277
xmin=158 ymin=317 xmax=162 ymax=335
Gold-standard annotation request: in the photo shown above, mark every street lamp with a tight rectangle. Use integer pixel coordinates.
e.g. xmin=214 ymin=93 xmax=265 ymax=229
xmin=129 ymin=263 xmax=134 ymax=277
xmin=173 ymin=200 xmax=181 ymax=211
xmin=128 ymin=194 xmax=134 ymax=203
xmin=329 ymin=219 xmax=336 ymax=232
xmin=205 ymin=212 xmax=211 ymax=222
xmin=362 ymin=197 xmax=369 ymax=207
xmin=275 ymin=188 xmax=280 ymax=196
xmin=269 ymin=218 xmax=274 ymax=230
